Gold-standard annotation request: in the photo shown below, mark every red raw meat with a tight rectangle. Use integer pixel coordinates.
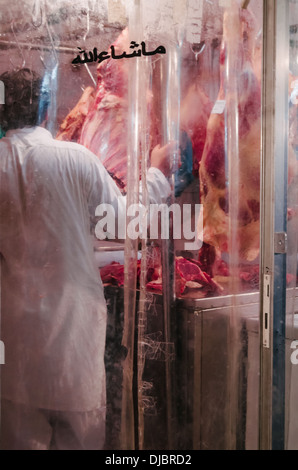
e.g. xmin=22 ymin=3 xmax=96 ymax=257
xmin=199 ymin=7 xmax=262 ymax=264
xmin=57 ymin=27 xmax=212 ymax=192
xmin=145 ymin=279 xmax=163 ymax=292
xmin=78 ymin=29 xmax=159 ymax=191
xmin=78 ymin=29 xmax=131 ymax=190
xmin=56 ymin=28 xmax=158 ymax=191
xmin=239 ymin=264 xmax=259 ymax=288
xmin=175 ymin=257 xmax=222 ymax=294
xmin=100 ymin=261 xmax=124 ymax=286
xmin=56 ymin=86 xmax=95 ymax=142
xmin=289 ymin=73 xmax=298 ymax=154
xmin=176 ymin=257 xmax=208 ymax=285
xmin=100 ymin=256 xmax=222 ymax=297
xmin=55 ymin=30 xmax=133 ymax=191
xmin=198 ymin=242 xmax=216 ymax=276
xmin=180 ymin=84 xmax=212 ymax=177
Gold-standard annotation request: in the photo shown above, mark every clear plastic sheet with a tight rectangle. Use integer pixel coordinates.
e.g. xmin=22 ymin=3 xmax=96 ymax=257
xmin=285 ymin=0 xmax=298 ymax=450
xmin=122 ymin=0 xmax=263 ymax=451
xmin=0 ymin=0 xmax=264 ymax=451
xmin=0 ymin=0 xmax=129 ymax=451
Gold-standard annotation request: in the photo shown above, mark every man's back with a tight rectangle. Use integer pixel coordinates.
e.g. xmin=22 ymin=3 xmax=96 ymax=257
xmin=0 ymin=126 xmax=110 ymax=411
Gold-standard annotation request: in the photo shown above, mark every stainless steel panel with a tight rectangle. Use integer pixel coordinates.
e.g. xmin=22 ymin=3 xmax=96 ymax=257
xmin=177 ymin=298 xmax=260 ymax=450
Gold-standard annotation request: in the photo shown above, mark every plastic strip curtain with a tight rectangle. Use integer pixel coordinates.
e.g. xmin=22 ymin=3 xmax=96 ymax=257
xmin=120 ymin=0 xmax=143 ymax=450
xmin=225 ymin=0 xmax=248 ymax=449
xmin=121 ymin=0 xmax=182 ymax=450
xmin=123 ymin=0 xmax=262 ymax=450
xmin=224 ymin=0 xmax=263 ymax=449
xmin=285 ymin=0 xmax=298 ymax=450
xmin=0 ymin=0 xmax=59 ymax=439
xmin=141 ymin=2 xmax=180 ymax=451
xmin=41 ymin=4 xmax=59 ymax=135
xmin=31 ymin=0 xmax=59 ymax=133
xmin=0 ymin=0 xmax=59 ymax=134
xmin=154 ymin=11 xmax=181 ymax=452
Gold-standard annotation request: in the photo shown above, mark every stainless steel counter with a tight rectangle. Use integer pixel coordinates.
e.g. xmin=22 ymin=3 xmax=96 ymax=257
xmin=103 ymin=285 xmax=298 ymax=450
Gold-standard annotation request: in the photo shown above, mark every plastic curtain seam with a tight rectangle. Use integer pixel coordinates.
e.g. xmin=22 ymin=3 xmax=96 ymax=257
xmin=224 ymin=1 xmax=242 ymax=450
xmin=121 ymin=1 xmax=142 ymax=451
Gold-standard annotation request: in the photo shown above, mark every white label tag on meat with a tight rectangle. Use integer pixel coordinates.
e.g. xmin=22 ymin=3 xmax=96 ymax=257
xmin=211 ymin=100 xmax=226 ymax=114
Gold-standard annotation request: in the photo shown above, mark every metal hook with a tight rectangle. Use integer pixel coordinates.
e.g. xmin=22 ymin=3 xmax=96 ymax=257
xmin=32 ymin=0 xmax=43 ymax=28
xmin=82 ymin=7 xmax=90 ymax=43
xmin=190 ymin=41 xmax=206 ymax=90
xmin=191 ymin=41 xmax=206 ymax=61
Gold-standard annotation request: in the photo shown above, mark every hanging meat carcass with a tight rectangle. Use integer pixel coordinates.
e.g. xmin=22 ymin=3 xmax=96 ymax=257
xmin=56 ymin=29 xmax=160 ymax=191
xmin=199 ymin=6 xmax=262 ymax=269
xmin=56 ymin=86 xmax=96 ymax=142
xmin=57 ymin=27 xmax=212 ymax=192
xmin=78 ymin=29 xmax=132 ymax=191
xmin=180 ymin=84 xmax=213 ymax=177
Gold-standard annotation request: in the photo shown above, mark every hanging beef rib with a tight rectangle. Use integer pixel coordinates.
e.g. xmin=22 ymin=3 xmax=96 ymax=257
xmin=199 ymin=6 xmax=262 ymax=264
xmin=180 ymin=83 xmax=212 ymax=177
xmin=56 ymin=86 xmax=95 ymax=143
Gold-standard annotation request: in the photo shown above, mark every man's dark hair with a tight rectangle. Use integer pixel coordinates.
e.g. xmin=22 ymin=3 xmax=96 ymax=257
xmin=0 ymin=68 xmax=42 ymax=132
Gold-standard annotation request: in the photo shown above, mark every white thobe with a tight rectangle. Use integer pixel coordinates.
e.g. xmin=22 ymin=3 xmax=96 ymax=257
xmin=0 ymin=126 xmax=170 ymax=412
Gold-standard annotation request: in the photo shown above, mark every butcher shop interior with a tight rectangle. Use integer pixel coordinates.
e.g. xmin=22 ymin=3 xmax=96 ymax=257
xmin=0 ymin=0 xmax=298 ymax=451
